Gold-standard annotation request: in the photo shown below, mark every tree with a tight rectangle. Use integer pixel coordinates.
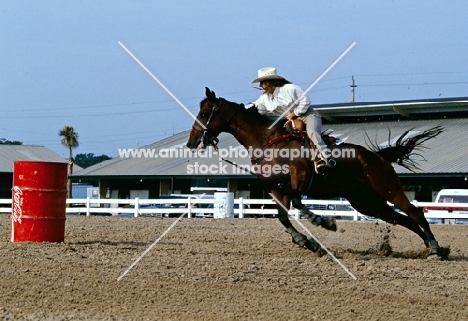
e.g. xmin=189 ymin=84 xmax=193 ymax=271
xmin=74 ymin=153 xmax=112 ymax=169
xmin=72 ymin=153 xmax=112 ymax=186
xmin=59 ymin=126 xmax=79 ymax=199
xmin=0 ymin=138 xmax=22 ymax=145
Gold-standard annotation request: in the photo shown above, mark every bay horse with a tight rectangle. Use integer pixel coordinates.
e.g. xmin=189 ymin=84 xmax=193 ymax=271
xmin=187 ymin=88 xmax=446 ymax=258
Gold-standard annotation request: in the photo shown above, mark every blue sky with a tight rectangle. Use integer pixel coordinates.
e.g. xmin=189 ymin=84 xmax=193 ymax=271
xmin=1 ymin=1 xmax=467 ymax=158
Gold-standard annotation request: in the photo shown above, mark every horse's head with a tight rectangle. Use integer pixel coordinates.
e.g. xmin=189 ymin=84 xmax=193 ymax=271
xmin=186 ymin=87 xmax=242 ymax=149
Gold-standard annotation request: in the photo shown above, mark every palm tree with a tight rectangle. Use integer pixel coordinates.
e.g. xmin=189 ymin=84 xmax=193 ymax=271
xmin=59 ymin=126 xmax=79 ymax=199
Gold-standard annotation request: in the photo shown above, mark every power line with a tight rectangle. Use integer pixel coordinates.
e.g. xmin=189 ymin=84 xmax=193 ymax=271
xmin=360 ymin=81 xmax=468 ymax=87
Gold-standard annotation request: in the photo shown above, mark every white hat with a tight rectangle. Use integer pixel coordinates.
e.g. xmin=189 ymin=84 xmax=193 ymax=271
xmin=251 ymin=67 xmax=285 ymax=83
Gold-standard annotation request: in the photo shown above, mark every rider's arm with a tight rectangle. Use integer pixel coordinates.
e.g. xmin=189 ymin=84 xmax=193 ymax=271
xmin=249 ymin=96 xmax=268 ymax=115
xmin=286 ymin=84 xmax=311 ymax=116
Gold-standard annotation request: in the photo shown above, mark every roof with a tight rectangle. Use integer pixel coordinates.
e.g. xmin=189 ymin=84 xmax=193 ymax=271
xmin=0 ymin=145 xmax=81 ymax=173
xmin=326 ymin=118 xmax=468 ymax=176
xmin=315 ymin=97 xmax=468 ymax=122
xmin=72 ymin=132 xmax=251 ymax=178
xmin=72 ymin=117 xmax=468 ymax=178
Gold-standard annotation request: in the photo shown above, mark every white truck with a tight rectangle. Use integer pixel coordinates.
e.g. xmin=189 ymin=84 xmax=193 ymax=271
xmin=423 ymin=189 xmax=468 ymax=224
xmin=71 ymin=184 xmax=99 ymax=208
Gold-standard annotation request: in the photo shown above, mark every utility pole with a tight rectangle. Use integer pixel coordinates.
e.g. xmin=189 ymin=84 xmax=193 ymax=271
xmin=350 ymin=75 xmax=357 ymax=103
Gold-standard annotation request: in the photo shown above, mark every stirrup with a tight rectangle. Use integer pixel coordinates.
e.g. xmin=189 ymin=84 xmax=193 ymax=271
xmin=314 ymin=159 xmax=329 ymax=174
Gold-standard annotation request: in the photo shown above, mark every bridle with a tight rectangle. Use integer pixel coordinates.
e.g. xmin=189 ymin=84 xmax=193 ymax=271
xmin=191 ymin=99 xmax=258 ymax=175
xmin=191 ymin=100 xmax=220 ymax=148
xmin=192 ymin=99 xmax=243 ymax=148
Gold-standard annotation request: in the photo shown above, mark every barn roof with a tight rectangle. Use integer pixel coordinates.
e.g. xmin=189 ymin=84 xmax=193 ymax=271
xmin=0 ymin=145 xmax=80 ymax=173
xmin=315 ymin=97 xmax=468 ymax=122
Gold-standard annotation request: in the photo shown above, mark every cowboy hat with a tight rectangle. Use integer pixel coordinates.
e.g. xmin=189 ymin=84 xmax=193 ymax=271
xmin=251 ymin=67 xmax=285 ymax=83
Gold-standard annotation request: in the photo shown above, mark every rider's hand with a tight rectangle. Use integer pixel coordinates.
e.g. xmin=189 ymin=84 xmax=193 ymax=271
xmin=286 ymin=111 xmax=297 ymax=120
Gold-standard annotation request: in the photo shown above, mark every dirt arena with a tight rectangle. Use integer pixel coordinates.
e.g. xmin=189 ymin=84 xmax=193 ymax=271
xmin=0 ymin=214 xmax=467 ymax=321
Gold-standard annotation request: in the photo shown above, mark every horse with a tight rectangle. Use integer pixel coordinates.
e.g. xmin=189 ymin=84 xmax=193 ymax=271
xmin=187 ymin=87 xmax=447 ymax=259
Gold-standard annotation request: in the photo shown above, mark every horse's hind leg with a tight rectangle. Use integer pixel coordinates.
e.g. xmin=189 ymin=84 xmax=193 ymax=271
xmin=347 ymin=186 xmax=432 ymax=249
xmin=388 ymin=191 xmax=439 ymax=255
xmin=368 ymin=161 xmax=441 ymax=255
xmin=270 ymin=190 xmax=319 ymax=252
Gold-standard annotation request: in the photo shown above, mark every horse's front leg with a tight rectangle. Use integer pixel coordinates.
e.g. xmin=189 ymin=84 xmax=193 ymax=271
xmin=290 ymin=195 xmax=337 ymax=231
xmin=288 ymin=165 xmax=337 ymax=231
xmin=271 ymin=190 xmax=319 ymax=252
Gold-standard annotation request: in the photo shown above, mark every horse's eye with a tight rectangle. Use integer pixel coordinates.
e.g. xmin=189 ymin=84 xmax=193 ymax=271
xmin=200 ymin=113 xmax=206 ymax=118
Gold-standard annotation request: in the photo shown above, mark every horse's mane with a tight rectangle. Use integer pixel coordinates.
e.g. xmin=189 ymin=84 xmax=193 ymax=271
xmin=243 ymin=106 xmax=287 ymax=128
xmin=201 ymin=96 xmax=287 ymax=129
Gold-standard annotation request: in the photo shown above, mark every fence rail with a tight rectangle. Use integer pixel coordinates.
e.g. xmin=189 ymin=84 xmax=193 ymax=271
xmin=1 ymin=198 xmax=467 ymax=222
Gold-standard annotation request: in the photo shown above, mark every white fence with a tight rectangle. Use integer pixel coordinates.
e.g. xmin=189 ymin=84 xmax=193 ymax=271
xmin=1 ymin=197 xmax=467 ymax=222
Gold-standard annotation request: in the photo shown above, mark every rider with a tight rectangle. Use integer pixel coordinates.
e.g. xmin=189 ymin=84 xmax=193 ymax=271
xmin=247 ymin=67 xmax=330 ymax=174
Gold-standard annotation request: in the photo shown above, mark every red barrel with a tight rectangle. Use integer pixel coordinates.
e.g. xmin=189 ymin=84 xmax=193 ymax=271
xmin=11 ymin=161 xmax=68 ymax=242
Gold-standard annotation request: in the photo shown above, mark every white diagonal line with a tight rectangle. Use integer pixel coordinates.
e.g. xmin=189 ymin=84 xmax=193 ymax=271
xmin=118 ymin=41 xmax=206 ymax=130
xmin=268 ymin=42 xmax=356 ymax=129
xmin=117 ymin=194 xmax=206 ymax=281
xmin=269 ymin=193 xmax=357 ymax=280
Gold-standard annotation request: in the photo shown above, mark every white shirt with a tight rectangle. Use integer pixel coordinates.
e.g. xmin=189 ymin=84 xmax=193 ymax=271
xmin=251 ymin=83 xmax=317 ymax=117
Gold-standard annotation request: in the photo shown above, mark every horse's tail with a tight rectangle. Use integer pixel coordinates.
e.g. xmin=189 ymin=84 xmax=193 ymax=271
xmin=366 ymin=126 xmax=444 ymax=172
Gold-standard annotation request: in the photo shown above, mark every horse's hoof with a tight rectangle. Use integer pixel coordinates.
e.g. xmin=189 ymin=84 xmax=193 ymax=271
xmin=291 ymin=235 xmax=308 ymax=247
xmin=320 ymin=216 xmax=337 ymax=232
xmin=293 ymin=236 xmax=320 ymax=252
xmin=436 ymin=246 xmax=450 ymax=260
xmin=305 ymin=239 xmax=320 ymax=252
xmin=428 ymin=240 xmax=440 ymax=256
xmin=308 ymin=215 xmax=337 ymax=231
xmin=426 ymin=253 xmax=442 ymax=261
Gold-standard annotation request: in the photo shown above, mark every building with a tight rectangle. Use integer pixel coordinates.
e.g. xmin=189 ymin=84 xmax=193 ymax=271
xmin=0 ymin=145 xmax=79 ymax=198
xmin=72 ymin=96 xmax=468 ymax=202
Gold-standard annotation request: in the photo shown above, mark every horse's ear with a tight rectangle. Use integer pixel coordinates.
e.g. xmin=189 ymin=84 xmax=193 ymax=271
xmin=205 ymin=87 xmax=217 ymax=100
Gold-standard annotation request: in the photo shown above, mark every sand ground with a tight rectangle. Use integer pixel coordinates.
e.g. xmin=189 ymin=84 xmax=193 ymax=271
xmin=0 ymin=214 xmax=467 ymax=320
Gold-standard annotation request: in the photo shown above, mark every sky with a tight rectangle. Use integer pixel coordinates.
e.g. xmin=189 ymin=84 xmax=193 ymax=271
xmin=1 ymin=1 xmax=467 ymax=158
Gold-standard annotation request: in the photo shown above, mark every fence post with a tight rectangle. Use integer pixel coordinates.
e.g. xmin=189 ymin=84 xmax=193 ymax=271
xmin=134 ymin=197 xmax=139 ymax=217
xmin=239 ymin=197 xmax=244 ymax=218
xmin=86 ymin=197 xmax=91 ymax=216
xmin=353 ymin=210 xmax=358 ymax=221
xmin=187 ymin=197 xmax=192 ymax=218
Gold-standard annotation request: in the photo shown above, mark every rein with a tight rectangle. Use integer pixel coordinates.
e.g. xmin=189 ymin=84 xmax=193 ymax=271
xmin=211 ymin=144 xmax=257 ymax=175
xmin=213 ymin=131 xmax=308 ymax=177
xmin=251 ymin=132 xmax=307 ymax=164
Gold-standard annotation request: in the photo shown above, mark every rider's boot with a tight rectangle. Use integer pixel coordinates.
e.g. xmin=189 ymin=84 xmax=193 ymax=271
xmin=307 ymin=136 xmax=332 ymax=174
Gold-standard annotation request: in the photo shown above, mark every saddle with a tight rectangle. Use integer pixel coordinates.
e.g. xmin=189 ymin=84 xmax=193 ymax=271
xmin=285 ymin=118 xmax=306 ymax=132
xmin=284 ymin=118 xmax=340 ymax=146
xmin=284 ymin=118 xmax=340 ymax=174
